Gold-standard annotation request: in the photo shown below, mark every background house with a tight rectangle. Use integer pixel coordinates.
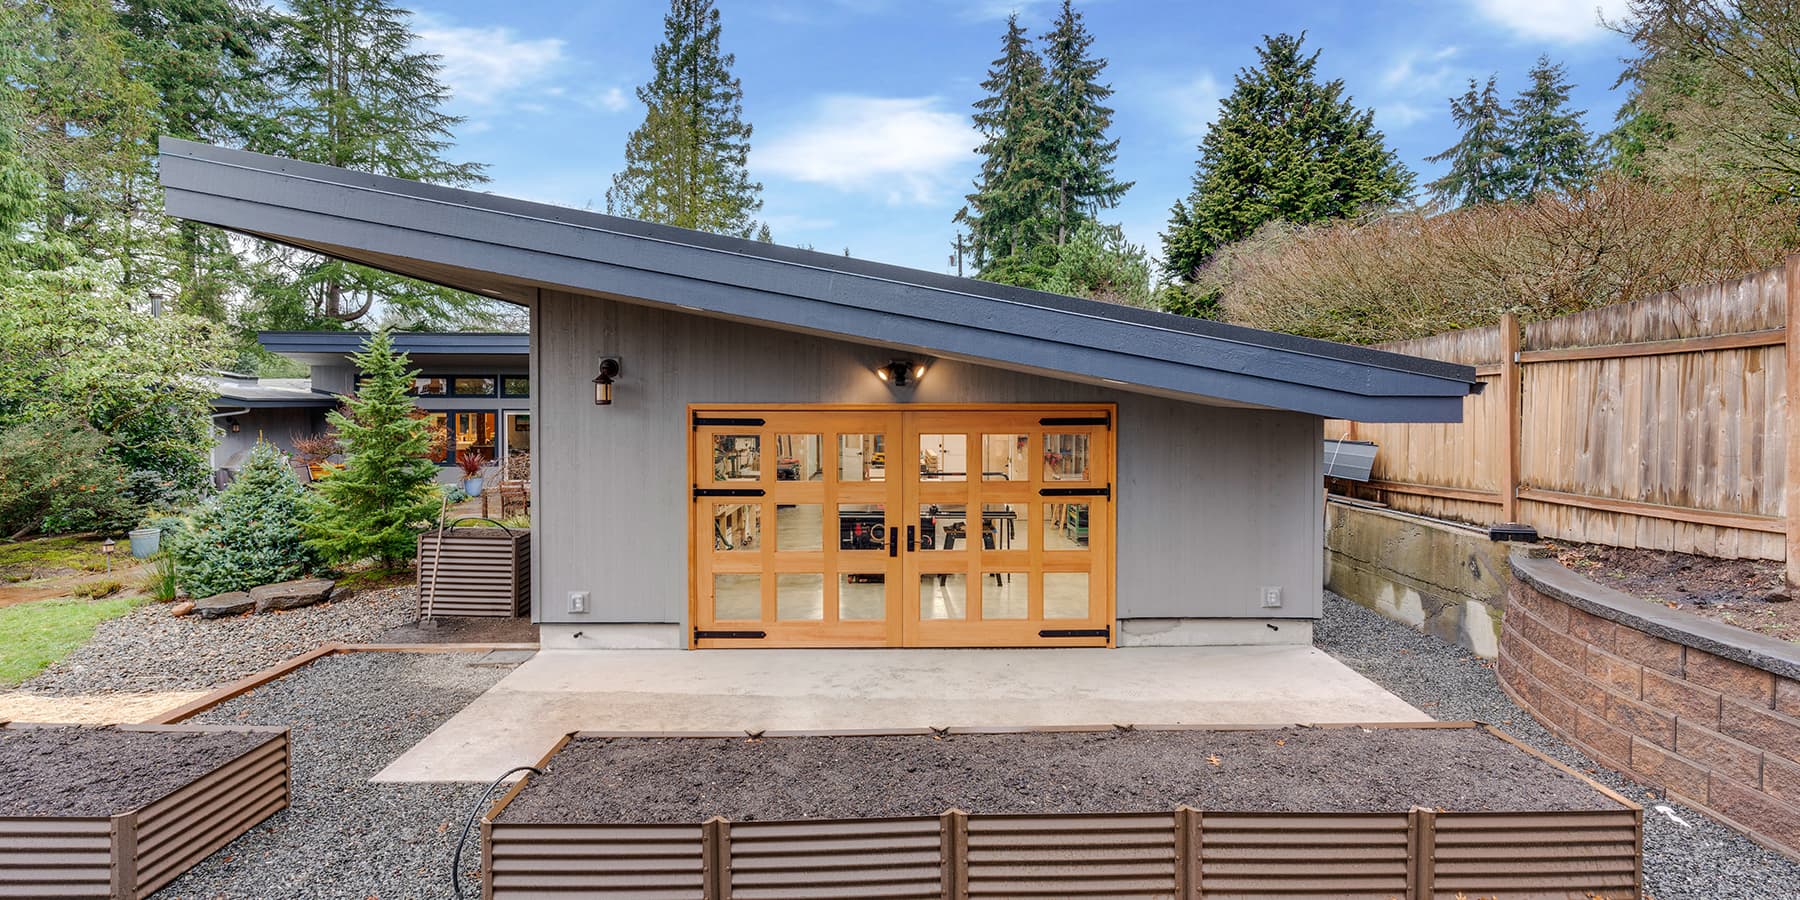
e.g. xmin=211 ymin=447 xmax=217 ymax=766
xmin=209 ymin=332 xmax=530 ymax=483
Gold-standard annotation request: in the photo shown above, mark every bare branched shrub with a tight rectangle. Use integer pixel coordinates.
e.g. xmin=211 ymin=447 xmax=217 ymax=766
xmin=1204 ymin=175 xmax=1799 ymax=343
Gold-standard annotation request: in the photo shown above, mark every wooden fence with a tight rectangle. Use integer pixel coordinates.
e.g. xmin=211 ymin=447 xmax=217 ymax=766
xmin=1333 ymin=257 xmax=1800 ymax=579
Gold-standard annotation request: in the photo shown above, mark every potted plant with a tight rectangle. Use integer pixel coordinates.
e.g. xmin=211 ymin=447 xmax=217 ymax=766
xmin=456 ymin=449 xmax=488 ymax=496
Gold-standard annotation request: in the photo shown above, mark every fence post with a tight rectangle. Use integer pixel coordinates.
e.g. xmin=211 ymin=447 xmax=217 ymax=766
xmin=1173 ymin=806 xmax=1201 ymax=899
xmin=1407 ymin=807 xmax=1436 ymax=900
xmin=940 ymin=808 xmax=968 ymax=900
xmin=1499 ymin=312 xmax=1522 ymax=525
xmin=702 ymin=816 xmax=731 ymax=899
xmin=1786 ymin=254 xmax=1800 ymax=588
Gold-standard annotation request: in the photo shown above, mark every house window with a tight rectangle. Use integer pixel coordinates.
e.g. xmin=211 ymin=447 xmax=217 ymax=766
xmin=412 ymin=376 xmax=450 ymax=396
xmin=501 ymin=376 xmax=529 ymax=397
xmin=453 ymin=376 xmax=496 ymax=397
xmin=504 ymin=411 xmax=530 ymax=455
xmin=420 ymin=412 xmax=449 ymax=462
xmin=453 ymin=412 xmax=497 ymax=463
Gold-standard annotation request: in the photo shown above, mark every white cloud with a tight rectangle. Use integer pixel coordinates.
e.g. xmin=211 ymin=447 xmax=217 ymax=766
xmin=414 ymin=14 xmax=567 ymax=107
xmin=1468 ymin=0 xmax=1631 ymax=43
xmin=956 ymin=0 xmax=1055 ymax=22
xmin=756 ymin=95 xmax=975 ymax=204
xmin=1377 ymin=101 xmax=1430 ymax=128
xmin=598 ymin=87 xmax=630 ymax=113
xmin=1380 ymin=46 xmax=1458 ymax=93
xmin=1164 ymin=72 xmax=1223 ymax=138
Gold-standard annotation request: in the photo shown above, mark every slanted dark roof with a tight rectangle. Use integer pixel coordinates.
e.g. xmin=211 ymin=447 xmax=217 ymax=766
xmin=209 ymin=375 xmax=337 ymax=408
xmin=258 ymin=331 xmax=528 ymax=367
xmin=159 ymin=138 xmax=1478 ymax=422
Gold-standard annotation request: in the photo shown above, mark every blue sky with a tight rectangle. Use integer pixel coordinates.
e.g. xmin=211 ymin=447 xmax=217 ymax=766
xmin=414 ymin=0 xmax=1635 ymax=274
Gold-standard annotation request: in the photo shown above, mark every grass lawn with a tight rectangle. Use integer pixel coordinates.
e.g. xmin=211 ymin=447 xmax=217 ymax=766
xmin=0 ymin=595 xmax=147 ymax=687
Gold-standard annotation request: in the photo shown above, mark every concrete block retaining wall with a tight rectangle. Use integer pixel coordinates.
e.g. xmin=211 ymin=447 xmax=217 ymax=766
xmin=1501 ymin=553 xmax=1800 ymax=857
xmin=1324 ymin=499 xmax=1513 ymax=657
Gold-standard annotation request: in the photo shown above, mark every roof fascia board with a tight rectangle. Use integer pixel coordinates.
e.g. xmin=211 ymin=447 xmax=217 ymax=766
xmin=196 ymin=193 xmax=1461 ymax=422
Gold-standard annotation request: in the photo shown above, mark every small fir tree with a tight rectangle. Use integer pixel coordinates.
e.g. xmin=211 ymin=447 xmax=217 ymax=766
xmin=959 ymin=14 xmax=1056 ymax=272
xmin=1506 ymin=56 xmax=1595 ymax=197
xmin=1160 ymin=33 xmax=1413 ymax=282
xmin=170 ymin=442 xmax=315 ymax=597
xmin=301 ymin=329 xmax=442 ymax=567
xmin=606 ymin=0 xmax=763 ymax=236
xmin=1426 ymin=76 xmax=1515 ymax=208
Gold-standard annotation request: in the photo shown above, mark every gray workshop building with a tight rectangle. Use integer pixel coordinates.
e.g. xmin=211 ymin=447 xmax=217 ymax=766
xmin=161 ymin=138 xmax=1477 ymax=651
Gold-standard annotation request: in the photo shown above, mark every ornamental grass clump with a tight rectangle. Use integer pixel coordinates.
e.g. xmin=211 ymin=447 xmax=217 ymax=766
xmin=168 ymin=442 xmax=316 ymax=598
xmin=301 ymin=329 xmax=443 ymax=568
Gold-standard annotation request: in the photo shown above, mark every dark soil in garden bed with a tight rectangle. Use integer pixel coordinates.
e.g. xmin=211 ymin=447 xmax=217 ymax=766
xmin=1552 ymin=541 xmax=1800 ymax=643
xmin=497 ymin=726 xmax=1621 ymax=824
xmin=0 ymin=725 xmax=272 ymax=817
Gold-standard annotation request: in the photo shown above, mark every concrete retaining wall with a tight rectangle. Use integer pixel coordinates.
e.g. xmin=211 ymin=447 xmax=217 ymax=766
xmin=1324 ymin=499 xmax=1512 ymax=657
xmin=1501 ymin=553 xmax=1800 ymax=857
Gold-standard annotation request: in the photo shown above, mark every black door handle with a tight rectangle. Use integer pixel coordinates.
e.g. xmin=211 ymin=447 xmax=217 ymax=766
xmin=889 ymin=525 xmax=898 ymax=557
xmin=907 ymin=525 xmax=916 ymax=552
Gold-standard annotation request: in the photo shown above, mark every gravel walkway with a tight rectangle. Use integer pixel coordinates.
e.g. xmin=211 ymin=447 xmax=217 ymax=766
xmin=23 ymin=586 xmax=416 ymax=694
xmin=154 ymin=651 xmax=514 ymax=900
xmin=1316 ymin=590 xmax=1800 ymax=900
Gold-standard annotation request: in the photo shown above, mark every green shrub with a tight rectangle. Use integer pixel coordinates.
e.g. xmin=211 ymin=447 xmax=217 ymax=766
xmin=170 ymin=442 xmax=316 ymax=597
xmin=0 ymin=417 xmax=139 ymax=539
xmin=302 ymin=330 xmax=443 ymax=567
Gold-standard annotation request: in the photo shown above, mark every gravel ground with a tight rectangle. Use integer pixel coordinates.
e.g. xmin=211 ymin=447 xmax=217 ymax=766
xmin=154 ymin=651 xmax=514 ymax=900
xmin=23 ymin=586 xmax=417 ymax=694
xmin=1316 ymin=590 xmax=1800 ymax=900
xmin=503 ymin=726 xmax=1616 ymax=824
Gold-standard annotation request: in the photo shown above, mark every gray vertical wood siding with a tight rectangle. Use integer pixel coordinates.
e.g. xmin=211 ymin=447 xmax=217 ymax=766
xmin=533 ymin=290 xmax=1323 ymax=627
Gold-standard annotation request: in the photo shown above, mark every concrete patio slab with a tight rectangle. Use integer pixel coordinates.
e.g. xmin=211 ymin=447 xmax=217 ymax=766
xmin=374 ymin=646 xmax=1428 ymax=782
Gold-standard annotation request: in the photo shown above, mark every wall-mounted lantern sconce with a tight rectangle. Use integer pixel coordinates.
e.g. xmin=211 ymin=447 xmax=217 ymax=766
xmin=226 ymin=417 xmax=242 ymax=434
xmin=593 ymin=357 xmax=621 ymax=405
xmin=876 ymin=359 xmax=927 ymax=388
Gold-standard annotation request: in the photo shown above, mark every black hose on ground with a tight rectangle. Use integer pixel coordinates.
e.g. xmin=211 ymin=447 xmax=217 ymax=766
xmin=451 ymin=765 xmax=544 ymax=899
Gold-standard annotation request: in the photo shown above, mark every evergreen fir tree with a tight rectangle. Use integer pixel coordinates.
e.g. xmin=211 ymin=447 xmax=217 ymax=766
xmin=302 ymin=329 xmax=442 ymax=568
xmin=257 ymin=0 xmax=494 ymax=327
xmin=958 ymin=14 xmax=1056 ymax=272
xmin=1160 ymin=33 xmax=1413 ymax=282
xmin=1040 ymin=0 xmax=1131 ymax=245
xmin=1506 ymin=56 xmax=1595 ymax=197
xmin=172 ymin=441 xmax=318 ymax=597
xmin=8 ymin=0 xmax=162 ymax=281
xmin=1425 ymin=76 xmax=1514 ymax=208
xmin=606 ymin=0 xmax=762 ymax=237
xmin=115 ymin=0 xmax=276 ymax=321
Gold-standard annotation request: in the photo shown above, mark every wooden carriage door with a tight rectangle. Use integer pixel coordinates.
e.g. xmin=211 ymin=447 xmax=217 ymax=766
xmin=692 ymin=405 xmax=1113 ymax=648
xmin=692 ymin=410 xmax=904 ymax=647
xmin=903 ymin=409 xmax=1113 ymax=647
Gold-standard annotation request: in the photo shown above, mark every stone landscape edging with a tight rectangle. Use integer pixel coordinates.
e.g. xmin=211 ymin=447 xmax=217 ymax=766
xmin=1512 ymin=553 xmax=1800 ymax=681
xmin=1502 ymin=551 xmax=1800 ymax=859
xmin=141 ymin=641 xmax=540 ymax=726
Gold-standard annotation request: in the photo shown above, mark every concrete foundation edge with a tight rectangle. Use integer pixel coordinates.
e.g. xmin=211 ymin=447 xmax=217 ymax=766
xmin=540 ymin=623 xmax=685 ymax=650
xmin=1117 ymin=618 xmax=1313 ymax=647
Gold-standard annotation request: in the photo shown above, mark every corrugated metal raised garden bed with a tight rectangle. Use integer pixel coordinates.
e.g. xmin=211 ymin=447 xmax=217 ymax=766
xmin=0 ymin=722 xmax=290 ymax=898
xmin=481 ymin=722 xmax=1642 ymax=899
xmin=417 ymin=524 xmax=531 ymax=618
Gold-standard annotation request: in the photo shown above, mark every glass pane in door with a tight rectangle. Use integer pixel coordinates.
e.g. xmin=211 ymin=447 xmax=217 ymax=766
xmin=1043 ymin=502 xmax=1090 ymax=550
xmin=1043 ymin=433 xmax=1089 ymax=481
xmin=839 ymin=574 xmax=885 ymax=621
xmin=917 ymin=504 xmax=968 ymax=551
xmin=919 ymin=434 xmax=968 ymax=481
xmin=837 ymin=433 xmax=886 ymax=481
xmin=776 ymin=574 xmax=825 ymax=620
xmin=982 ymin=434 xmax=1029 ymax=481
xmin=713 ymin=574 xmax=761 ymax=620
xmin=919 ymin=573 xmax=967 ymax=620
xmin=713 ymin=435 xmax=761 ymax=481
xmin=776 ymin=505 xmax=823 ymax=551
